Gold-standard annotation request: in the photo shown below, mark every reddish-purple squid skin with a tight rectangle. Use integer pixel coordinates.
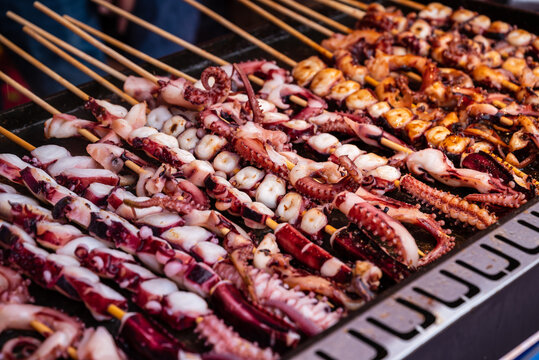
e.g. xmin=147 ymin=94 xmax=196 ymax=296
xmin=331 ymin=226 xmax=411 ymax=282
xmin=119 ymin=312 xmax=186 ymax=360
xmin=274 ymin=223 xmax=352 ymax=284
xmin=210 ymin=281 xmax=300 ymax=351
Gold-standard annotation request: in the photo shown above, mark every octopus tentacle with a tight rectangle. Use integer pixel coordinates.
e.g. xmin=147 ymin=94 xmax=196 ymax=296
xmin=233 ymin=138 xmax=289 ymax=178
xmin=400 ymin=175 xmax=497 ymax=230
xmin=123 ymin=194 xmax=208 ymax=214
xmin=0 ymin=265 xmax=32 ymax=304
xmin=196 ymin=314 xmax=276 ymax=360
xmin=184 ymin=67 xmax=231 ymax=106
xmin=464 ymin=192 xmax=527 ymax=208
xmin=233 ymin=64 xmax=264 ymax=123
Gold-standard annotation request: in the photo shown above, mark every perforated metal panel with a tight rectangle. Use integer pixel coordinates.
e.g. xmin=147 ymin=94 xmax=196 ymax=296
xmin=290 ymin=200 xmax=539 ymax=360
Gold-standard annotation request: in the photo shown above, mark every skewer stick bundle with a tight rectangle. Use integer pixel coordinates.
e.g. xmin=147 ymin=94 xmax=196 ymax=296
xmin=33 ymin=1 xmax=160 ymax=84
xmin=7 ymin=11 xmax=127 ymax=82
xmin=276 ymin=0 xmax=353 ymax=33
xmin=65 ymin=15 xmax=197 ymax=83
xmin=255 ymin=0 xmax=335 ymax=37
xmin=309 ymin=0 xmax=366 ymax=20
xmin=23 ymin=27 xmax=139 ymax=106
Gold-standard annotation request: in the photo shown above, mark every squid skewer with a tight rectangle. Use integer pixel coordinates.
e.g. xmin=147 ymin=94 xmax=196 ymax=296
xmin=182 ymin=0 xmax=518 ymax=164
xmin=89 ymin=0 xmax=412 ymax=154
xmin=29 ymin=3 xmax=429 ymax=269
xmin=0 ymin=71 xmax=300 ymax=357
xmin=27 ymin=14 xmax=510 ymax=266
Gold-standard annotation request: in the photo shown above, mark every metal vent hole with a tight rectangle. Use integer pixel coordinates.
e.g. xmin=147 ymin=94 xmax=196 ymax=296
xmin=494 ymin=234 xmax=539 ymax=254
xmin=517 ymin=219 xmax=539 ymax=233
xmin=315 ymin=350 xmax=336 ymax=360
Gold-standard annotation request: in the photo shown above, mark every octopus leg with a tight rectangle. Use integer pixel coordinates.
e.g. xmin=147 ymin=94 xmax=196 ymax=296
xmin=400 ymin=175 xmax=497 ymax=230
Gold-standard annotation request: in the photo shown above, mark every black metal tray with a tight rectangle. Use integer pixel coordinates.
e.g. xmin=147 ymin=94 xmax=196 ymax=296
xmin=0 ymin=1 xmax=537 ymax=359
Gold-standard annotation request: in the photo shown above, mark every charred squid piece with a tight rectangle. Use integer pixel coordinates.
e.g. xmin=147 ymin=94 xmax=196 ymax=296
xmin=85 ymin=98 xmax=128 ymax=126
xmin=87 ymin=143 xmax=150 ymax=174
xmin=210 ymin=281 xmax=300 ymax=352
xmin=330 ymin=225 xmax=410 ymax=282
xmin=214 ymin=259 xmax=342 ymax=336
xmin=333 ymin=191 xmax=420 ymax=268
xmin=119 ymin=312 xmax=195 ymax=360
xmin=354 ymin=187 xmax=455 ymax=266
xmin=259 ymin=248 xmax=364 ymax=310
xmin=462 ymin=151 xmax=533 ymax=207
xmin=0 ymin=265 xmax=32 ymax=304
xmin=44 ymin=113 xmax=97 ymax=139
xmin=233 ymin=137 xmax=290 ymax=179
xmin=400 ymin=174 xmax=497 ymax=230
xmin=273 ymin=223 xmax=351 ymax=283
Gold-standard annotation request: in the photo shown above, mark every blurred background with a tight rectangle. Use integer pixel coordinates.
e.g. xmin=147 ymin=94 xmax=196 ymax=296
xmin=0 ymin=0 xmax=537 ymax=110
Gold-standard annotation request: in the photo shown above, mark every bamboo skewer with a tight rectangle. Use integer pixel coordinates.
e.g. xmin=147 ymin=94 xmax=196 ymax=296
xmin=309 ymin=0 xmax=365 ymax=20
xmin=236 ymin=0 xmax=334 ymax=59
xmin=33 ymin=1 xmax=160 ymax=84
xmin=65 ymin=16 xmax=196 ymax=83
xmin=0 ymin=35 xmax=89 ymax=103
xmin=388 ymin=0 xmax=428 ymax=11
xmin=29 ymin=320 xmax=78 ymax=360
xmin=23 ymin=28 xmax=139 ymax=106
xmin=255 ymin=0 xmax=335 ymax=37
xmin=183 ymin=0 xmax=296 ymax=67
xmin=7 ymin=12 xmax=127 ymax=82
xmin=336 ymin=0 xmax=369 ymax=10
xmin=276 ymin=0 xmax=353 ymax=34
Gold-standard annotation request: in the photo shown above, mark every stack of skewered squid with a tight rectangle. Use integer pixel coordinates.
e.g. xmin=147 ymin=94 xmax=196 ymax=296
xmin=0 ymin=1 xmax=537 ymax=359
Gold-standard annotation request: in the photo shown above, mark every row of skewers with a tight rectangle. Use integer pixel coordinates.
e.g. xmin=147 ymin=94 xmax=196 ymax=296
xmin=0 ymin=0 xmax=537 ymax=359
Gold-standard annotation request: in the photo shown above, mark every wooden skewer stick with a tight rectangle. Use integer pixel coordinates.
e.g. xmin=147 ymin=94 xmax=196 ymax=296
xmin=7 ymin=12 xmax=127 ymax=82
xmin=29 ymin=320 xmax=78 ymax=360
xmin=33 ymin=1 xmax=159 ymax=84
xmin=64 ymin=16 xmax=197 ymax=83
xmin=0 ymin=34 xmax=89 ymax=103
xmin=336 ymin=0 xmax=369 ymax=10
xmin=183 ymin=0 xmax=296 ymax=67
xmin=309 ymin=0 xmax=365 ymax=20
xmin=387 ymin=0 xmax=425 ymax=11
xmin=255 ymin=0 xmax=335 ymax=37
xmin=91 ymin=0 xmax=226 ymax=67
xmin=236 ymin=0 xmax=334 ymax=59
xmin=23 ymin=28 xmax=139 ymax=106
xmin=276 ymin=0 xmax=352 ymax=34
